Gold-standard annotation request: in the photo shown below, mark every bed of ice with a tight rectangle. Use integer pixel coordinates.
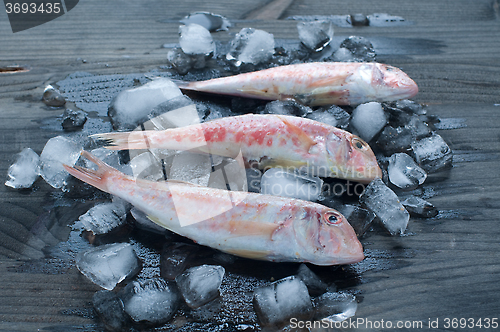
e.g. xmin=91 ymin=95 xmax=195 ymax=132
xmin=4 ymin=11 xmax=456 ymax=331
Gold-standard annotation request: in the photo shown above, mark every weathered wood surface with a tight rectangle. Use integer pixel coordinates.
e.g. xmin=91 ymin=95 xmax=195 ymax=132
xmin=1 ymin=0 xmax=499 ymax=331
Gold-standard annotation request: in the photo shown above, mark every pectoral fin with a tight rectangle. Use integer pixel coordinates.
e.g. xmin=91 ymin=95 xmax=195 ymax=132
xmin=276 ymin=115 xmax=317 ymax=152
xmin=223 ymin=248 xmax=271 ymax=260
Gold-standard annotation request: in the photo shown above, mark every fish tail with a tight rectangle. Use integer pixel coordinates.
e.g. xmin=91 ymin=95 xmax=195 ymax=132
xmin=171 ymin=79 xmax=194 ymax=91
xmin=90 ymin=131 xmax=150 ymax=150
xmin=63 ymin=150 xmax=118 ymax=193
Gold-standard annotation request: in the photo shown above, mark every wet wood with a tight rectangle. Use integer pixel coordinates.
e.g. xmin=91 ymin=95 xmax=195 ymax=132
xmin=0 ymin=0 xmax=499 ymax=330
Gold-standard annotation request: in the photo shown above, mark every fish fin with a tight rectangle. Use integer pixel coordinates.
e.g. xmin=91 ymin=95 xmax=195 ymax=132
xmin=276 ymin=115 xmax=317 ymax=151
xmin=171 ymin=79 xmax=194 ymax=90
xmin=223 ymin=248 xmax=270 ymax=260
xmin=147 ymin=214 xmax=161 ymax=224
xmin=235 ymin=87 xmax=274 ymax=99
xmin=222 ymin=219 xmax=279 ymax=239
xmin=63 ymin=150 xmax=120 ymax=193
xmin=258 ymin=157 xmax=307 ymax=171
xmin=91 ymin=131 xmax=152 ymax=150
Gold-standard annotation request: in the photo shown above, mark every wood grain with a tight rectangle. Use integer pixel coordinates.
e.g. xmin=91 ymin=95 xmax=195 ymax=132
xmin=1 ymin=0 xmax=499 ymax=330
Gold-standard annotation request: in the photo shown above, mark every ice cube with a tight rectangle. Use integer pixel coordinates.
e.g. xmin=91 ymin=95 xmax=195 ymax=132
xmin=411 ymin=133 xmax=453 ymax=173
xmin=75 ymin=199 xmax=130 ymax=235
xmin=407 ymin=115 xmax=432 ymax=139
xmin=376 ymin=125 xmax=417 ymax=156
xmin=313 ymin=292 xmax=357 ymax=322
xmin=332 ymin=47 xmax=354 ymax=62
xmin=339 ymin=36 xmax=376 ymax=61
xmin=226 ymin=28 xmax=275 ymax=66
xmin=307 ymin=105 xmax=350 ymax=129
xmin=75 ymin=242 xmax=141 ymax=290
xmin=180 ymin=12 xmax=231 ymax=32
xmin=130 ymin=151 xmax=165 ymax=182
xmin=40 ymin=136 xmax=82 ymax=188
xmin=260 ymin=168 xmax=323 ymax=201
xmin=108 ymin=78 xmax=183 ymax=130
xmin=167 ymin=48 xmax=193 ymax=75
xmin=393 ymin=99 xmax=426 ymax=115
xmin=262 ymin=100 xmax=312 ymax=117
xmin=5 ymin=148 xmax=40 ymax=189
xmin=87 ymin=147 xmax=121 ymax=170
xmin=175 ymin=265 xmax=225 ymax=308
xmin=131 ymin=207 xmax=167 ymax=234
xmin=42 ymin=84 xmax=66 ymax=107
xmin=208 ymin=157 xmax=248 ymax=191
xmin=350 ymin=102 xmax=387 ymax=142
xmin=388 ymin=153 xmax=427 ymax=189
xmin=61 ymin=108 xmax=87 ymax=131
xmin=253 ymin=276 xmax=312 ymax=326
xmin=92 ymin=290 xmax=130 ymax=332
xmin=334 ymin=204 xmax=375 ymax=237
xmin=147 ymin=96 xmax=199 ymax=129
xmin=297 ymin=21 xmax=334 ymax=52
xmin=350 ymin=13 xmax=369 ymax=26
xmin=119 ymin=278 xmax=180 ymax=325
xmin=296 ymin=264 xmax=327 ymax=296
xmin=160 ymin=242 xmax=200 ymax=280
xmin=359 ymin=178 xmax=410 ymax=235
xmin=401 ymin=195 xmax=438 ymax=218
xmin=246 ymin=168 xmax=262 ymax=193
xmin=179 ymin=23 xmax=215 ymax=55
xmin=169 ymin=151 xmax=212 ymax=186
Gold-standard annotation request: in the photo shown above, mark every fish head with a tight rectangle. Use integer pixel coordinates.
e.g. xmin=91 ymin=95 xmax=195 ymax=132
xmin=372 ymin=63 xmax=418 ymax=101
xmin=325 ymin=131 xmax=382 ymax=182
xmin=347 ymin=63 xmax=418 ymax=104
xmin=291 ymin=205 xmax=364 ymax=265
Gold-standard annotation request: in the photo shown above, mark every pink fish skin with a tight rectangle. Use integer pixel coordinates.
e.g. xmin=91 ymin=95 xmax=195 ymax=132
xmin=93 ymin=114 xmax=382 ymax=183
xmin=64 ymin=151 xmax=365 ymax=266
xmin=176 ymin=62 xmax=418 ymax=106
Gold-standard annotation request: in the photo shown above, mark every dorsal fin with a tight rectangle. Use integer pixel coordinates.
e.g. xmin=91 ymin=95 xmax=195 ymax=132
xmin=276 ymin=115 xmax=317 ymax=151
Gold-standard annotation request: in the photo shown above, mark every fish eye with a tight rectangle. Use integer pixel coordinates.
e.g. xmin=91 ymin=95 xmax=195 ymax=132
xmin=352 ymin=137 xmax=368 ymax=150
xmin=324 ymin=211 xmax=342 ymax=225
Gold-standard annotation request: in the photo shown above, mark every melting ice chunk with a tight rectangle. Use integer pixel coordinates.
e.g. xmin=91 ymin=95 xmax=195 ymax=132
xmin=76 ymin=243 xmax=141 ymax=290
xmin=296 ymin=264 xmax=328 ymax=296
xmin=333 ymin=203 xmax=376 ymax=237
xmin=169 ymin=152 xmax=212 ymax=186
xmin=350 ymin=102 xmax=387 ymax=142
xmin=208 ymin=157 xmax=248 ymax=191
xmin=411 ymin=133 xmax=453 ymax=173
xmin=388 ymin=153 xmax=427 ymax=189
xmin=297 ymin=21 xmax=334 ymax=52
xmin=313 ymin=292 xmax=357 ymax=322
xmin=108 ymin=78 xmax=183 ymax=130
xmin=359 ymin=178 xmax=410 ymax=235
xmin=332 ymin=47 xmax=354 ymax=62
xmin=376 ymin=125 xmax=417 ymax=156
xmin=92 ymin=290 xmax=129 ymax=332
xmin=131 ymin=207 xmax=167 ymax=234
xmin=5 ymin=148 xmax=40 ymax=189
xmin=39 ymin=136 xmax=82 ymax=188
xmin=401 ymin=195 xmax=438 ymax=218
xmin=339 ymin=36 xmax=376 ymax=61
xmin=61 ymin=108 xmax=87 ymax=131
xmin=260 ymin=168 xmax=323 ymax=201
xmin=76 ymin=199 xmax=130 ymax=235
xmin=175 ymin=265 xmax=225 ymax=308
xmin=246 ymin=168 xmax=262 ymax=193
xmin=160 ymin=242 xmax=200 ymax=280
xmin=253 ymin=276 xmax=312 ymax=326
xmin=307 ymin=105 xmax=350 ymax=129
xmin=42 ymin=84 xmax=66 ymax=107
xmin=119 ymin=278 xmax=181 ymax=325
xmin=226 ymin=28 xmax=275 ymax=65
xmin=179 ymin=23 xmax=215 ymax=55
xmin=180 ymin=12 xmax=231 ymax=32
xmin=263 ymin=100 xmax=312 ymax=117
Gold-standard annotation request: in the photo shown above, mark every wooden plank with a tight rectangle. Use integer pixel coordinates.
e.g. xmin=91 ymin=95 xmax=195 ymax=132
xmin=0 ymin=0 xmax=499 ymax=330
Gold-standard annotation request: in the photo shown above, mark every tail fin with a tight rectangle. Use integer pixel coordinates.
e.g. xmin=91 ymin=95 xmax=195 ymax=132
xmin=63 ymin=150 xmax=119 ymax=193
xmin=171 ymin=79 xmax=193 ymax=91
xmin=91 ymin=131 xmax=152 ymax=150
